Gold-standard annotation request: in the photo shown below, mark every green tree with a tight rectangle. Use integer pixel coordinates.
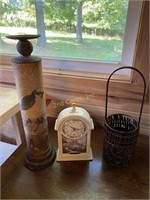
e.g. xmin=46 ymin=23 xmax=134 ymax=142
xmin=43 ymin=0 xmax=75 ymax=32
xmin=0 ymin=0 xmax=35 ymax=27
xmin=76 ymin=0 xmax=83 ymax=44
xmin=82 ymin=0 xmax=128 ymax=36
xmin=0 ymin=0 xmax=128 ymax=38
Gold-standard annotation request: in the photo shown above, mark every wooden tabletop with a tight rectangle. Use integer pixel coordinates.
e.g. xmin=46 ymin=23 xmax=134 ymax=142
xmin=1 ymin=118 xmax=149 ymax=199
xmin=0 ymin=87 xmax=19 ymax=125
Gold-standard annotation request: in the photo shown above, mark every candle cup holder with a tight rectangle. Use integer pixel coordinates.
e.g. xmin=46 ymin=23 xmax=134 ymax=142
xmin=103 ymin=66 xmax=146 ymax=167
xmin=6 ymin=35 xmax=56 ymax=170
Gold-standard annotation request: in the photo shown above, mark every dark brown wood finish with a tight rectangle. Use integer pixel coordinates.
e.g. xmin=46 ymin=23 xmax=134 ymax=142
xmin=1 ymin=118 xmax=149 ymax=199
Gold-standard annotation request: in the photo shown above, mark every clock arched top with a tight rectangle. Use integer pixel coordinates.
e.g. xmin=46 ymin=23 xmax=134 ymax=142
xmin=54 ymin=106 xmax=94 ymax=131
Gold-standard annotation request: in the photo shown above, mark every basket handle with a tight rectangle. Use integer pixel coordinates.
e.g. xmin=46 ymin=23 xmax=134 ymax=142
xmin=105 ymin=66 xmax=146 ymax=126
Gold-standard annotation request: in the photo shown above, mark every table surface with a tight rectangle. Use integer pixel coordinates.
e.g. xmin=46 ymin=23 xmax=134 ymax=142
xmin=1 ymin=119 xmax=149 ymax=199
xmin=0 ymin=87 xmax=19 ymax=125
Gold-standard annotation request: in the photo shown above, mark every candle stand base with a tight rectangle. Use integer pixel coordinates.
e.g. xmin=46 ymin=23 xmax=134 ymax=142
xmin=24 ymin=147 xmax=56 ymax=170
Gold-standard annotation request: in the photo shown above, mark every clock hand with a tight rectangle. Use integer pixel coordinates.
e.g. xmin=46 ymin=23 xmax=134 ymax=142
xmin=69 ymin=126 xmax=83 ymax=130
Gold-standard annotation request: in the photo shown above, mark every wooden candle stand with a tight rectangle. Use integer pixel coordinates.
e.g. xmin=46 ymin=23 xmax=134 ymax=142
xmin=6 ymin=35 xmax=56 ymax=170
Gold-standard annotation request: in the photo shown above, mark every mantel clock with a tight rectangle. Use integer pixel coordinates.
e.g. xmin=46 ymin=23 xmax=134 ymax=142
xmin=54 ymin=104 xmax=94 ymax=161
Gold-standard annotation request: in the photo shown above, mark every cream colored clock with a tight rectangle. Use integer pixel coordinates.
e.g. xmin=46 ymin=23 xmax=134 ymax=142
xmin=62 ymin=119 xmax=86 ymax=139
xmin=54 ymin=104 xmax=94 ymax=161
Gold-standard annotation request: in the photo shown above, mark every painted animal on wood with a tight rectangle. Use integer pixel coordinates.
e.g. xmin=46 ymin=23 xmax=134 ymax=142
xmin=21 ymin=89 xmax=44 ymax=110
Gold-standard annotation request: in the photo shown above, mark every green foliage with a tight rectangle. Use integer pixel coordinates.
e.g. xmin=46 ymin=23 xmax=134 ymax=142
xmin=43 ymin=0 xmax=76 ymax=31
xmin=0 ymin=0 xmax=35 ymax=27
xmin=82 ymin=0 xmax=128 ymax=36
xmin=0 ymin=0 xmax=128 ymax=36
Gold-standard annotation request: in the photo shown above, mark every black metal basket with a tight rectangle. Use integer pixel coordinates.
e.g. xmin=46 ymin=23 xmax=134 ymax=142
xmin=103 ymin=66 xmax=146 ymax=167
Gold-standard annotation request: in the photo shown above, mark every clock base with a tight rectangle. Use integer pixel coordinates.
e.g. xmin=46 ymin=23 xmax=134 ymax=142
xmin=56 ymin=148 xmax=93 ymax=161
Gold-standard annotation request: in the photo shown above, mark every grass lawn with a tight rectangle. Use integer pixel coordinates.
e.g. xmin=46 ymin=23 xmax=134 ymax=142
xmin=0 ymin=27 xmax=123 ymax=61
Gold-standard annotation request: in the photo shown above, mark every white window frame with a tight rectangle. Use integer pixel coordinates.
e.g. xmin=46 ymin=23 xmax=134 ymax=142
xmin=0 ymin=0 xmax=142 ymax=79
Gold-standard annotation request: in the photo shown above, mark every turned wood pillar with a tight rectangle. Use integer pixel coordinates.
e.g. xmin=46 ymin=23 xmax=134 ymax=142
xmin=6 ymin=35 xmax=56 ymax=170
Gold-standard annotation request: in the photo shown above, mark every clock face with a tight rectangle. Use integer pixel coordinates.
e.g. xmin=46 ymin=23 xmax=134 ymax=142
xmin=62 ymin=119 xmax=86 ymax=140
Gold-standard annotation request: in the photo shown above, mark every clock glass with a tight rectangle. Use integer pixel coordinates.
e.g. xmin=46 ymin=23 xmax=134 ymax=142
xmin=62 ymin=119 xmax=87 ymax=154
xmin=62 ymin=119 xmax=86 ymax=139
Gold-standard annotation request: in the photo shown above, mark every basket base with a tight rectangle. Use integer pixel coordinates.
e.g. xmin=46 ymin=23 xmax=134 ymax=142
xmin=103 ymin=139 xmax=135 ymax=167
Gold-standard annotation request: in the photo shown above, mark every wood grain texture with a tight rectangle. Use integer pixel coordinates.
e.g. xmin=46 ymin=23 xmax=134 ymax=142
xmin=1 ymin=142 xmax=26 ymax=189
xmin=45 ymin=87 xmax=149 ymax=113
xmin=0 ymin=87 xmax=19 ymax=125
xmin=0 ymin=70 xmax=149 ymax=135
xmin=0 ymin=118 xmax=17 ymax=144
xmin=46 ymin=99 xmax=149 ymax=135
xmin=0 ymin=87 xmax=25 ymax=147
xmin=0 ymin=65 xmax=146 ymax=99
xmin=1 ymin=119 xmax=149 ymax=199
xmin=132 ymin=0 xmax=149 ymax=87
xmin=11 ymin=112 xmax=25 ymax=145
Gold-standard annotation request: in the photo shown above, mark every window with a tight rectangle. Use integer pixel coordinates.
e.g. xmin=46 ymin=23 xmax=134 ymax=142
xmin=0 ymin=0 xmax=142 ymax=75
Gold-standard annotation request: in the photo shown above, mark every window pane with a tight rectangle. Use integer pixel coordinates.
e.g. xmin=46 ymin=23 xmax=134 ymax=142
xmin=0 ymin=0 xmax=128 ymax=62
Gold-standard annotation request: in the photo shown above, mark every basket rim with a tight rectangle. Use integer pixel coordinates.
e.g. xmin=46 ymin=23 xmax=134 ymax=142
xmin=105 ymin=113 xmax=139 ymax=134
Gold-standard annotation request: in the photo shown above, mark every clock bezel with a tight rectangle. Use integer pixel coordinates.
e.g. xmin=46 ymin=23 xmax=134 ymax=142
xmin=62 ymin=119 xmax=87 ymax=140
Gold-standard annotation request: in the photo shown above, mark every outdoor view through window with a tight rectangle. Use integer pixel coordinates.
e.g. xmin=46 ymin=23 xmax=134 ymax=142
xmin=0 ymin=0 xmax=128 ymax=62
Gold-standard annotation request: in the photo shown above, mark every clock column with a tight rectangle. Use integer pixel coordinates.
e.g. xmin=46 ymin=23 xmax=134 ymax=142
xmin=6 ymin=35 xmax=56 ymax=170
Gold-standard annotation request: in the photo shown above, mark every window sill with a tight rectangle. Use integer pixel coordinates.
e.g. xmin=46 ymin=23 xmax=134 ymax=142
xmin=0 ymin=55 xmax=131 ymax=81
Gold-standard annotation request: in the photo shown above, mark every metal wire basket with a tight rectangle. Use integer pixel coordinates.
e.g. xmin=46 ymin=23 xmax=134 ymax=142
xmin=103 ymin=66 xmax=146 ymax=167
